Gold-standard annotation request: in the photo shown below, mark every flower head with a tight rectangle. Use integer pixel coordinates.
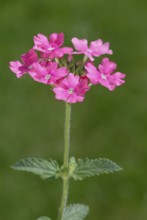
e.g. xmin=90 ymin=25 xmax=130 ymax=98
xmin=9 ymin=32 xmax=126 ymax=103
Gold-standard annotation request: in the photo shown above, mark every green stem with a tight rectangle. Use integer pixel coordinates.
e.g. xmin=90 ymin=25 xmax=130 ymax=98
xmin=83 ymin=55 xmax=88 ymax=64
xmin=57 ymin=102 xmax=71 ymax=220
xmin=64 ymin=102 xmax=71 ymax=168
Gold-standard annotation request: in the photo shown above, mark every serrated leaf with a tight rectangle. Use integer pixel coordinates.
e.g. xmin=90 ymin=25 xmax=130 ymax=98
xmin=36 ymin=217 xmax=51 ymax=220
xmin=11 ymin=158 xmax=59 ymax=180
xmin=63 ymin=204 xmax=89 ymax=220
xmin=72 ymin=158 xmax=122 ymax=180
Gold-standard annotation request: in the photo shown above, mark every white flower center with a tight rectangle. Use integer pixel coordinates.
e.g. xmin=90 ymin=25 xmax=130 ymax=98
xmin=45 ymin=74 xmax=51 ymax=80
xmin=101 ymin=74 xmax=107 ymax=80
xmin=68 ymin=88 xmax=74 ymax=94
xmin=48 ymin=47 xmax=54 ymax=51
xmin=28 ymin=65 xmax=32 ymax=70
xmin=86 ymin=48 xmax=92 ymax=53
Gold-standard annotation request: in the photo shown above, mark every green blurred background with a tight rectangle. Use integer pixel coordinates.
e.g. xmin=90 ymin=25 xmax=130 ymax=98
xmin=0 ymin=0 xmax=147 ymax=219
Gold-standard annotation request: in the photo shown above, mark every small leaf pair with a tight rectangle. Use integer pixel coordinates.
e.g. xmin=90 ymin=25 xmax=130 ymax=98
xmin=11 ymin=157 xmax=122 ymax=181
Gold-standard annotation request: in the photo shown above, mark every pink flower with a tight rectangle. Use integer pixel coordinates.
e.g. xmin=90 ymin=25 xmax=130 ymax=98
xmin=72 ymin=37 xmax=112 ymax=61
xmin=53 ymin=73 xmax=90 ymax=103
xmin=85 ymin=58 xmax=126 ymax=91
xmin=29 ymin=62 xmax=68 ymax=85
xmin=33 ymin=33 xmax=73 ymax=59
xmin=33 ymin=33 xmax=64 ymax=53
xmin=9 ymin=49 xmax=38 ymax=78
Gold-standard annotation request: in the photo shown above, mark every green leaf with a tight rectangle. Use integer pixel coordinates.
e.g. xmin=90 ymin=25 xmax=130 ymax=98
xmin=11 ymin=158 xmax=59 ymax=180
xmin=63 ymin=204 xmax=89 ymax=220
xmin=72 ymin=158 xmax=122 ymax=180
xmin=36 ymin=217 xmax=51 ymax=220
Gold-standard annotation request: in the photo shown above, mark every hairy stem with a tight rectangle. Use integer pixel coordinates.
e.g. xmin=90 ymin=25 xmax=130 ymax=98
xmin=57 ymin=102 xmax=71 ymax=220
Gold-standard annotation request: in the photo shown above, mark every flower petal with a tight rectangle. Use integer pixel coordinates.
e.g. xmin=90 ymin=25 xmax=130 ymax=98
xmin=72 ymin=37 xmax=88 ymax=52
xmin=9 ymin=61 xmax=27 ymax=78
xmin=21 ymin=49 xmax=38 ymax=67
xmin=33 ymin=34 xmax=50 ymax=52
xmin=29 ymin=62 xmax=48 ymax=84
xmin=90 ymin=39 xmax=113 ymax=56
xmin=49 ymin=32 xmax=64 ymax=47
xmin=85 ymin=62 xmax=99 ymax=84
xmin=98 ymin=58 xmax=117 ymax=75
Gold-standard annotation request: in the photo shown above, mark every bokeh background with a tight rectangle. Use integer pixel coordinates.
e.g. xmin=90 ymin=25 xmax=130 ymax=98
xmin=0 ymin=0 xmax=147 ymax=219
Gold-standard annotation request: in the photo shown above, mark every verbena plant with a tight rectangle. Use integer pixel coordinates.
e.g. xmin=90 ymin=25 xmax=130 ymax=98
xmin=9 ymin=32 xmax=126 ymax=220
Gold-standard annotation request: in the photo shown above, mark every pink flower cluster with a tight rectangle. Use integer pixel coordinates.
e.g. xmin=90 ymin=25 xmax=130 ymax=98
xmin=9 ymin=32 xmax=126 ymax=103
